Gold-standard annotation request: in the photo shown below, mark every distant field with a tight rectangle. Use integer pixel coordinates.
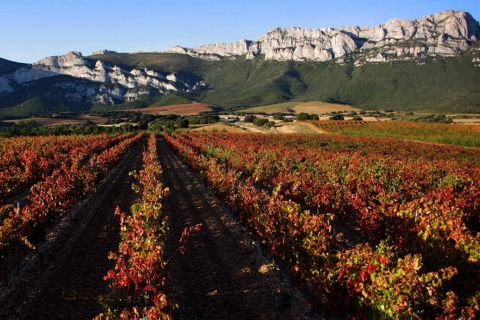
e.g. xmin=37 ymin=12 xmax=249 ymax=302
xmin=238 ymin=101 xmax=359 ymax=114
xmin=452 ymin=118 xmax=480 ymax=124
xmin=233 ymin=120 xmax=327 ymax=134
xmin=189 ymin=123 xmax=246 ymax=133
xmin=312 ymin=120 xmax=480 ymax=147
xmin=127 ymin=103 xmax=212 ymax=116
xmin=5 ymin=114 xmax=108 ymax=126
xmin=273 ymin=121 xmax=326 ymax=134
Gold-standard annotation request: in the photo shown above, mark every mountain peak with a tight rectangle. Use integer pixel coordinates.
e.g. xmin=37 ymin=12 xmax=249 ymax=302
xmin=165 ymin=9 xmax=480 ymax=63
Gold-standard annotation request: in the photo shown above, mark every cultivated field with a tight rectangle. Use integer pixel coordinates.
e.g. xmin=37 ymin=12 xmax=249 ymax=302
xmin=189 ymin=123 xmax=246 ymax=133
xmin=4 ymin=114 xmax=108 ymax=126
xmin=166 ymin=130 xmax=480 ymax=319
xmin=312 ymin=120 xmax=480 ymax=147
xmin=127 ymin=102 xmax=212 ymax=115
xmin=1 ymin=122 xmax=479 ymax=319
xmin=0 ymin=133 xmax=309 ymax=319
xmin=271 ymin=121 xmax=326 ymax=134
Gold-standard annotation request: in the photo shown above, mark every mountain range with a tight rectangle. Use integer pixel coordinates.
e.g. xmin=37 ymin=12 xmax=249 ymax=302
xmin=1 ymin=9 xmax=479 ymax=117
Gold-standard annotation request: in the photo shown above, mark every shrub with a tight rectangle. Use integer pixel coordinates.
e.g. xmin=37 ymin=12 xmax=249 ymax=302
xmin=330 ymin=114 xmax=345 ymax=120
xmin=244 ymin=115 xmax=256 ymax=123
xmin=253 ymin=118 xmax=269 ymax=126
xmin=296 ymin=112 xmax=319 ymax=121
xmin=265 ymin=121 xmax=276 ymax=128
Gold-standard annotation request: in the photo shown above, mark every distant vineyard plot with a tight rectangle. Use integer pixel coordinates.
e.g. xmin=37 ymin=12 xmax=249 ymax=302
xmin=312 ymin=120 xmax=480 ymax=147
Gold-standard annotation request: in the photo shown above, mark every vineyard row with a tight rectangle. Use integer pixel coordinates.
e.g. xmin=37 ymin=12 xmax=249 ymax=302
xmin=165 ymin=131 xmax=480 ymax=319
xmin=0 ymin=133 xmax=143 ymax=279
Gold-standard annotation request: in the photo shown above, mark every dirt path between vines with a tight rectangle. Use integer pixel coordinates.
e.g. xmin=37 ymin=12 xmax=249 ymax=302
xmin=158 ymin=138 xmax=313 ymax=320
xmin=0 ymin=140 xmax=146 ymax=320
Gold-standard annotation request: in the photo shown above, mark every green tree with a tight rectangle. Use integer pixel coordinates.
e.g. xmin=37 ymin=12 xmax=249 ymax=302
xmin=244 ymin=115 xmax=256 ymax=123
xmin=330 ymin=114 xmax=345 ymax=120
xmin=265 ymin=121 xmax=276 ymax=128
xmin=253 ymin=118 xmax=269 ymax=126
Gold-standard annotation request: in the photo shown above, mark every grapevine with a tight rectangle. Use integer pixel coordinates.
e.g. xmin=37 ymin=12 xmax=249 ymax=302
xmin=165 ymin=131 xmax=480 ymax=319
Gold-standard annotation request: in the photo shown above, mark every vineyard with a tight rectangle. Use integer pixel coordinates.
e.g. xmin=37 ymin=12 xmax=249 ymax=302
xmin=0 ymin=133 xmax=142 ymax=284
xmin=165 ymin=131 xmax=480 ymax=319
xmin=98 ymin=133 xmax=173 ymax=319
xmin=312 ymin=120 xmax=480 ymax=147
xmin=0 ymin=129 xmax=479 ymax=319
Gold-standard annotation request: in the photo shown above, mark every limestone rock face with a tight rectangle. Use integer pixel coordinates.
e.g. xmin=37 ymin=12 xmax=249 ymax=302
xmin=0 ymin=51 xmax=205 ymax=103
xmin=91 ymin=49 xmax=118 ymax=55
xmin=34 ymin=51 xmax=87 ymax=69
xmin=190 ymin=39 xmax=251 ymax=56
xmin=166 ymin=10 xmax=480 ymax=64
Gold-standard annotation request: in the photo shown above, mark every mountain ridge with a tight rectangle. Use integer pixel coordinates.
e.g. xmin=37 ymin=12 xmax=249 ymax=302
xmin=0 ymin=9 xmax=479 ymax=117
xmin=164 ymin=10 xmax=480 ymax=64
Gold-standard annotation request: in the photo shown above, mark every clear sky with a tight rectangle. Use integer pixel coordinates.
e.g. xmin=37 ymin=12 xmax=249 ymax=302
xmin=0 ymin=0 xmax=479 ymax=64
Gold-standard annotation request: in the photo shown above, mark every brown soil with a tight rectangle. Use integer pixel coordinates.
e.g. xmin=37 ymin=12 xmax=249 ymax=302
xmin=158 ymin=138 xmax=313 ymax=320
xmin=127 ymin=103 xmax=212 ymax=116
xmin=0 ymin=137 xmax=314 ymax=320
xmin=189 ymin=123 xmax=246 ymax=133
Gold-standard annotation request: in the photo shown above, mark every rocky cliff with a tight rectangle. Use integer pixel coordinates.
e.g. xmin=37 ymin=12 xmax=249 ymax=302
xmin=0 ymin=51 xmax=204 ymax=105
xmin=166 ymin=10 xmax=480 ymax=64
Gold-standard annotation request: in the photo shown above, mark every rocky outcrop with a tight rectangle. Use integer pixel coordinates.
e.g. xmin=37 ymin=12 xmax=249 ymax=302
xmin=0 ymin=51 xmax=206 ymax=104
xmin=166 ymin=10 xmax=480 ymax=63
xmin=166 ymin=39 xmax=251 ymax=60
xmin=473 ymin=56 xmax=480 ymax=67
xmin=166 ymin=46 xmax=223 ymax=61
xmin=91 ymin=49 xmax=118 ymax=55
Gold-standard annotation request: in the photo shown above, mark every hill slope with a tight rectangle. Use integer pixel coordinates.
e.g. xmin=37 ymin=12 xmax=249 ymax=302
xmin=92 ymin=49 xmax=480 ymax=112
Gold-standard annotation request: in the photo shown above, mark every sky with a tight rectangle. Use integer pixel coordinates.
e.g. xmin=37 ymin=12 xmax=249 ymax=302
xmin=0 ymin=0 xmax=479 ymax=64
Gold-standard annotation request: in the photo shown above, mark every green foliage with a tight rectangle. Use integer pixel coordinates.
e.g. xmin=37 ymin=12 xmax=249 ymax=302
xmin=253 ymin=118 xmax=269 ymax=126
xmin=148 ymin=114 xmax=219 ymax=131
xmin=330 ymin=114 xmax=345 ymax=120
xmin=265 ymin=121 xmax=276 ymax=128
xmin=413 ymin=114 xmax=453 ymax=123
xmin=244 ymin=115 xmax=256 ymax=123
xmin=296 ymin=112 xmax=320 ymax=121
xmin=0 ymin=121 xmax=123 ymax=137
xmin=317 ymin=121 xmax=480 ymax=148
xmin=185 ymin=115 xmax=219 ymax=125
xmin=194 ymin=53 xmax=480 ymax=113
xmin=175 ymin=118 xmax=189 ymax=128
xmin=148 ymin=92 xmax=200 ymax=107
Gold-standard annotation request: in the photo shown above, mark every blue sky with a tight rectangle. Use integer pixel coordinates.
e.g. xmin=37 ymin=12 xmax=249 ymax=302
xmin=0 ymin=0 xmax=479 ymax=63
